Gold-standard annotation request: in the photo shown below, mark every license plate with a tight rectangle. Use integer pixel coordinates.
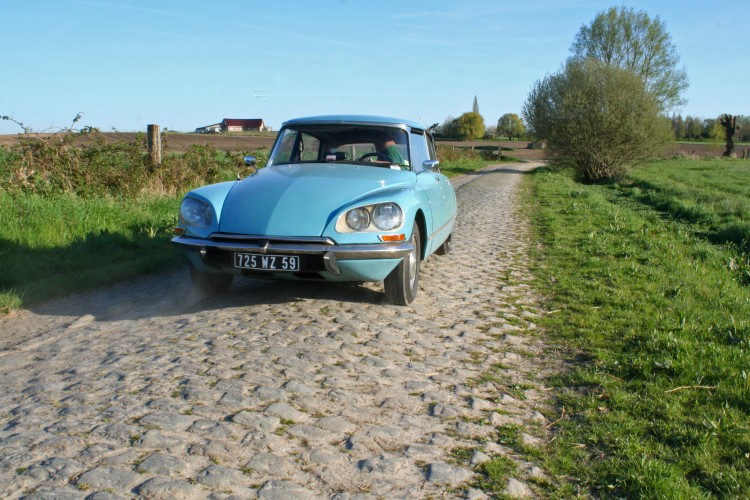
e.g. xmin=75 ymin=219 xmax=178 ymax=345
xmin=234 ymin=253 xmax=300 ymax=271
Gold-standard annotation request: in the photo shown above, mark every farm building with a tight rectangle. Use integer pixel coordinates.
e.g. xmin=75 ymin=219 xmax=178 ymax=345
xmin=195 ymin=118 xmax=267 ymax=133
xmin=195 ymin=123 xmax=222 ymax=133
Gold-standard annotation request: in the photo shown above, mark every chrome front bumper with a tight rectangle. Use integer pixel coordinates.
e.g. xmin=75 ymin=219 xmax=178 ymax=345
xmin=171 ymin=234 xmax=413 ymax=276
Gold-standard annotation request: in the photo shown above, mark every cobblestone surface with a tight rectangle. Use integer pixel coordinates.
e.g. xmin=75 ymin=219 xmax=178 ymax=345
xmin=0 ymin=162 xmax=552 ymax=498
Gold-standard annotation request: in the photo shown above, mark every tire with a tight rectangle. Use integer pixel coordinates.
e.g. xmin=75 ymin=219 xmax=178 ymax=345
xmin=189 ymin=263 xmax=233 ymax=296
xmin=384 ymin=222 xmax=421 ymax=305
xmin=434 ymin=233 xmax=452 ymax=255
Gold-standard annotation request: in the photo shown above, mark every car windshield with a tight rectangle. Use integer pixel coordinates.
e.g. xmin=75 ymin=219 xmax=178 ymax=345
xmin=267 ymin=124 xmax=410 ymax=169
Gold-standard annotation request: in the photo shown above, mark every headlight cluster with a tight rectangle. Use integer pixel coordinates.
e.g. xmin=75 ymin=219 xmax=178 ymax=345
xmin=179 ymin=197 xmax=212 ymax=228
xmin=338 ymin=202 xmax=404 ymax=232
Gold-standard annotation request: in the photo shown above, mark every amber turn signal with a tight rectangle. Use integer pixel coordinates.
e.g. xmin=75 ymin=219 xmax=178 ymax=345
xmin=380 ymin=234 xmax=405 ymax=242
xmin=173 ymin=227 xmax=185 ymax=235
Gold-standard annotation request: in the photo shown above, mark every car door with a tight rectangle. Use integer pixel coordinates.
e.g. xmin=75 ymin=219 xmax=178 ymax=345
xmin=411 ymin=130 xmax=453 ymax=245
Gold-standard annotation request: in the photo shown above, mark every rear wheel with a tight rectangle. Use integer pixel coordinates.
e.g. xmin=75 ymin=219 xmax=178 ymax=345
xmin=435 ymin=233 xmax=452 ymax=255
xmin=384 ymin=222 xmax=420 ymax=305
xmin=189 ymin=263 xmax=233 ymax=296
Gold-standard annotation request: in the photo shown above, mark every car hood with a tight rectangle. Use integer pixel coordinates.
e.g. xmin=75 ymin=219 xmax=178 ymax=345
xmin=218 ymin=163 xmax=415 ymax=236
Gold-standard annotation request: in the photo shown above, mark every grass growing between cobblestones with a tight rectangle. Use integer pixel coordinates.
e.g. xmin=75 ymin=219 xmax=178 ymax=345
xmin=524 ymin=158 xmax=750 ymax=497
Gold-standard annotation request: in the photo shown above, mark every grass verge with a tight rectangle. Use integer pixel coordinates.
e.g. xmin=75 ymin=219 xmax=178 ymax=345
xmin=524 ymin=158 xmax=750 ymax=496
xmin=440 ymin=157 xmax=518 ymax=178
xmin=0 ymin=192 xmax=181 ymax=313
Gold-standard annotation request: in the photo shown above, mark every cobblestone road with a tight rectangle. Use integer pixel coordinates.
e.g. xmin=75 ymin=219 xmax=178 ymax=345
xmin=0 ymin=162 xmax=552 ymax=499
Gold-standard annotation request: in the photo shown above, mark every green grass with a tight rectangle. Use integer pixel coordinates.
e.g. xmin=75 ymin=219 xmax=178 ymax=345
xmin=436 ymin=143 xmax=521 ymax=178
xmin=523 ymin=158 xmax=750 ymax=497
xmin=0 ymin=133 xmax=267 ymax=313
xmin=0 ymin=192 xmax=182 ymax=312
xmin=622 ymin=158 xmax=750 ymax=251
xmin=440 ymin=158 xmax=498 ymax=178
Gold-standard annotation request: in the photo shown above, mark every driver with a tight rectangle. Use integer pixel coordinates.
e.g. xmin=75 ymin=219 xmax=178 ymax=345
xmin=375 ymin=132 xmax=405 ymax=164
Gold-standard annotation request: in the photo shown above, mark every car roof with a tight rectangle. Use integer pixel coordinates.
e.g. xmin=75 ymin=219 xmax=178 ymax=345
xmin=282 ymin=115 xmax=426 ymax=131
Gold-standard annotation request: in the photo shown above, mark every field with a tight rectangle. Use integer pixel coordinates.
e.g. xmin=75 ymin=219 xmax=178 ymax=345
xmin=0 ymin=132 xmax=547 ymax=160
xmin=526 ymin=158 xmax=750 ymax=496
xmin=4 ymin=132 xmax=742 ymax=159
xmin=0 ymin=131 xmax=276 ymax=154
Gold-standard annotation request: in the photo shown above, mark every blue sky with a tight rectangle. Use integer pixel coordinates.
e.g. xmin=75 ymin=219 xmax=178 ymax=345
xmin=1 ymin=0 xmax=747 ymax=134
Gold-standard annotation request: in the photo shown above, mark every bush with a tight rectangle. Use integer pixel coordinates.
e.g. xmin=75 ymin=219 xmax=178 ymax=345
xmin=523 ymin=59 xmax=673 ymax=182
xmin=0 ymin=129 xmax=266 ymax=197
xmin=436 ymin=144 xmax=482 ymax=162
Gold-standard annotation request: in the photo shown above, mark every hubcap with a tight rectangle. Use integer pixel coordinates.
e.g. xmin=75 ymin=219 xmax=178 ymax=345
xmin=408 ymin=235 xmax=418 ymax=289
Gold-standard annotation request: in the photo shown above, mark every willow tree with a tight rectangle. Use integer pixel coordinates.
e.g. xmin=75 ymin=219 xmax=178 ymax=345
xmin=720 ymin=114 xmax=741 ymax=157
xmin=454 ymin=112 xmax=485 ymax=141
xmin=570 ymin=6 xmax=688 ymax=111
xmin=523 ymin=59 xmax=673 ymax=182
xmin=497 ymin=113 xmax=525 ymax=140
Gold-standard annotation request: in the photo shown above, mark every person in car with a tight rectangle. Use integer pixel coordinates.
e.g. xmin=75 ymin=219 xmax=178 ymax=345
xmin=375 ymin=133 xmax=405 ymax=164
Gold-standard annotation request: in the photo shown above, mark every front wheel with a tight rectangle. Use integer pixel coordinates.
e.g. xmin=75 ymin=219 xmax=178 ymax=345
xmin=384 ymin=222 xmax=421 ymax=305
xmin=190 ymin=263 xmax=233 ymax=296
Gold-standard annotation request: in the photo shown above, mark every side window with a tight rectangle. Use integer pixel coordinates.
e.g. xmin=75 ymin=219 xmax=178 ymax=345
xmin=272 ymin=129 xmax=296 ymax=164
xmin=427 ymin=134 xmax=437 ymax=161
xmin=409 ymin=130 xmax=430 ymax=172
xmin=270 ymin=129 xmax=320 ymax=164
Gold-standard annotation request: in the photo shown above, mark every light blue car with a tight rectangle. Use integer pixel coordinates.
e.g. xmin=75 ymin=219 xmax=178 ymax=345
xmin=172 ymin=115 xmax=457 ymax=305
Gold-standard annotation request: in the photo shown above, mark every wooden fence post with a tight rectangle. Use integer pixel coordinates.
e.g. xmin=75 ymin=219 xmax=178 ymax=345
xmin=147 ymin=124 xmax=162 ymax=165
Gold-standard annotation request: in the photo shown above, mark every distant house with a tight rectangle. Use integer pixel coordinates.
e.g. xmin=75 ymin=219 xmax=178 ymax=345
xmin=195 ymin=123 xmax=222 ymax=134
xmin=222 ymin=118 xmax=267 ymax=132
xmin=195 ymin=118 xmax=267 ymax=134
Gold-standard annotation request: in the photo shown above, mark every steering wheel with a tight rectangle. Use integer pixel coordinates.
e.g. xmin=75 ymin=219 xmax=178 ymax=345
xmin=357 ymin=152 xmax=384 ymax=162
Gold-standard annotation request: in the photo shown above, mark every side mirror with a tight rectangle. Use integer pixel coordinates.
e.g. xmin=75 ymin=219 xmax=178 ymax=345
xmin=422 ymin=160 xmax=440 ymax=172
xmin=244 ymin=155 xmax=256 ymax=167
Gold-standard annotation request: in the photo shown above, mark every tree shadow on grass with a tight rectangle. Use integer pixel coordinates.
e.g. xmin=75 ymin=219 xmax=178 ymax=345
xmin=1 ymin=228 xmax=386 ymax=324
xmin=0 ymin=228 xmax=180 ymax=310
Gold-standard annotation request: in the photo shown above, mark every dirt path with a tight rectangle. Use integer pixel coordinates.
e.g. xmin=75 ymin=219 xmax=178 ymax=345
xmin=0 ymin=162 xmax=555 ymax=498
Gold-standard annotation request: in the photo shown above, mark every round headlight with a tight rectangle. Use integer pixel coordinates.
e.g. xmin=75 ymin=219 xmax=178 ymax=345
xmin=179 ymin=197 xmax=212 ymax=228
xmin=346 ymin=207 xmax=371 ymax=231
xmin=372 ymin=203 xmax=403 ymax=230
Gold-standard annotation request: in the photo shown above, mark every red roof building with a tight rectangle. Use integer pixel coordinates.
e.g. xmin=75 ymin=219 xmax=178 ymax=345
xmin=195 ymin=119 xmax=267 ymax=134
xmin=221 ymin=119 xmax=266 ymax=132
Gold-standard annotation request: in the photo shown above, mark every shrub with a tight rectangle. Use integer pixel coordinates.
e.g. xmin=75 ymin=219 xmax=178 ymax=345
xmin=0 ymin=128 xmax=266 ymax=197
xmin=0 ymin=130 xmax=150 ymax=196
xmin=523 ymin=59 xmax=673 ymax=182
xmin=436 ymin=144 xmax=482 ymax=162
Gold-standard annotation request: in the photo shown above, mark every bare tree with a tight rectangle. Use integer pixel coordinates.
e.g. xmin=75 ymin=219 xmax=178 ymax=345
xmin=720 ymin=114 xmax=741 ymax=157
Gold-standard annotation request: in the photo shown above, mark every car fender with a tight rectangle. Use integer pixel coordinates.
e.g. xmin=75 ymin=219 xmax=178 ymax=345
xmin=178 ymin=181 xmax=236 ymax=238
xmin=321 ymin=185 xmax=434 ymax=246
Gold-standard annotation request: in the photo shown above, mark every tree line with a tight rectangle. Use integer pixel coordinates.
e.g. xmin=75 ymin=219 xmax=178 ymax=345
xmin=433 ymin=5 xmax=746 ymax=178
xmin=672 ymin=114 xmax=750 ymax=142
xmin=432 ymin=107 xmax=527 ymax=141
xmin=433 ymin=107 xmax=748 ymax=145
